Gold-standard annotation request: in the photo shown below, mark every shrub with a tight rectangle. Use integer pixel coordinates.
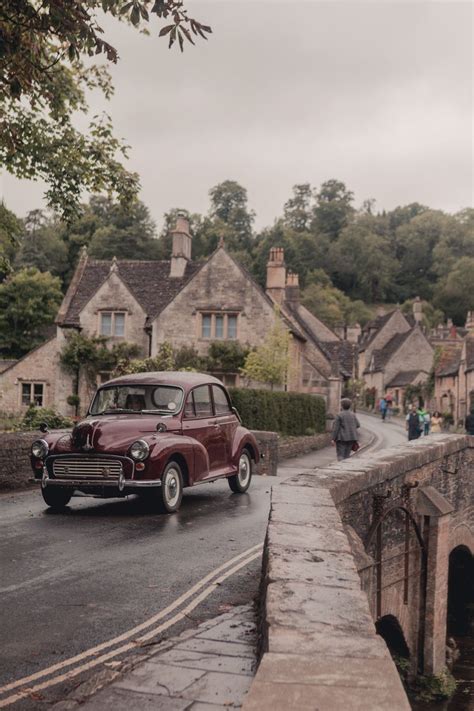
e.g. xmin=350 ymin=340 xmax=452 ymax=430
xmin=229 ymin=387 xmax=326 ymax=436
xmin=19 ymin=405 xmax=73 ymax=431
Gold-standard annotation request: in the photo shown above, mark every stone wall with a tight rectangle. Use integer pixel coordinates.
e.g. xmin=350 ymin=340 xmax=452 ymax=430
xmin=0 ymin=431 xmax=40 ymax=490
xmin=244 ymin=434 xmax=474 ymax=710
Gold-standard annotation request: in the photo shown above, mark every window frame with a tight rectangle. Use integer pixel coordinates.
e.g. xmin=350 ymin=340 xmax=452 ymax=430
xmin=20 ymin=382 xmax=44 ymax=407
xmin=211 ymin=384 xmax=232 ymax=415
xmin=184 ymin=384 xmax=214 ymax=420
xmin=199 ymin=312 xmax=239 ymax=340
xmin=99 ymin=310 xmax=127 ymax=337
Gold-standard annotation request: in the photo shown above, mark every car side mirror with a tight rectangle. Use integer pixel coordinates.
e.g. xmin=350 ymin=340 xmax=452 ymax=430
xmin=39 ymin=422 xmax=49 ymax=433
xmin=231 ymin=407 xmax=242 ymax=424
xmin=156 ymin=423 xmax=167 ymax=433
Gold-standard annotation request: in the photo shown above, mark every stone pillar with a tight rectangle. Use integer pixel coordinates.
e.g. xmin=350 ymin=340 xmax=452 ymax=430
xmin=413 ymin=296 xmax=423 ymax=324
xmin=416 ymin=486 xmax=454 ymax=675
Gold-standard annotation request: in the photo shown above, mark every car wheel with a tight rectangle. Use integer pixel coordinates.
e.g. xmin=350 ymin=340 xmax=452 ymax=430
xmin=41 ymin=487 xmax=73 ymax=510
xmin=228 ymin=449 xmax=252 ymax=493
xmin=157 ymin=461 xmax=183 ymax=513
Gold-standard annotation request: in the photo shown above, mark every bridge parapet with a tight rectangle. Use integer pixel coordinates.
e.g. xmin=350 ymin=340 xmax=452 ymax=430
xmin=243 ymin=434 xmax=473 ymax=711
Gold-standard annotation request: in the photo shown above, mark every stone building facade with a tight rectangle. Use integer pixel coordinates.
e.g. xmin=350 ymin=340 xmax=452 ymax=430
xmin=0 ymin=218 xmax=349 ymax=417
xmin=360 ymin=303 xmax=434 ymax=406
xmin=434 ymin=313 xmax=474 ymax=422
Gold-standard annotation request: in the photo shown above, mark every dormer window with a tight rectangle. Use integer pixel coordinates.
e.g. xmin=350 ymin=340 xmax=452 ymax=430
xmin=100 ymin=311 xmax=125 ymax=337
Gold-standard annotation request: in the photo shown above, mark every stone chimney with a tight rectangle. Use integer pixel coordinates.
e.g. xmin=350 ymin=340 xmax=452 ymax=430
xmin=266 ymin=247 xmax=286 ymax=305
xmin=464 ymin=310 xmax=474 ymax=332
xmin=413 ymin=296 xmax=423 ymax=324
xmin=170 ymin=213 xmax=192 ymax=278
xmin=285 ymin=272 xmax=300 ymax=305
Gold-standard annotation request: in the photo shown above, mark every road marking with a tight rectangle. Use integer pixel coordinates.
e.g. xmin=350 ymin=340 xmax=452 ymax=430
xmin=0 ymin=543 xmax=262 ymax=703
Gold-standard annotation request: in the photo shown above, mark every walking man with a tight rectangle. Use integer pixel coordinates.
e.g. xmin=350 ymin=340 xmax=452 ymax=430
xmin=379 ymin=397 xmax=388 ymax=421
xmin=332 ymin=398 xmax=360 ymax=461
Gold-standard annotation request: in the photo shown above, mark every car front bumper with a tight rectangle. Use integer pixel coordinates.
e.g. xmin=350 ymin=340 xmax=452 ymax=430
xmin=33 ymin=470 xmax=162 ymax=491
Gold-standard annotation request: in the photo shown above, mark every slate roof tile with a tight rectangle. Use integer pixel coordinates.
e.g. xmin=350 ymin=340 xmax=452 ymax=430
xmin=435 ymin=345 xmax=463 ymax=377
xmin=60 ymin=259 xmax=201 ymax=326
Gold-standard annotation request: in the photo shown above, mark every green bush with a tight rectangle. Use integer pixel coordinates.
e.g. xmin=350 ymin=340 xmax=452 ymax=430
xmin=19 ymin=405 xmax=73 ymax=431
xmin=229 ymin=387 xmax=326 ymax=436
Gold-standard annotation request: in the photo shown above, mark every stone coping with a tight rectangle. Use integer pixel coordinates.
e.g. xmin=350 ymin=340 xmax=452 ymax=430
xmin=242 ymin=435 xmax=473 ymax=710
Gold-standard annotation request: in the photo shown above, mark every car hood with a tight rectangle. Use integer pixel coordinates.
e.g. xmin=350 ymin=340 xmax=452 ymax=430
xmin=70 ymin=415 xmax=181 ymax=454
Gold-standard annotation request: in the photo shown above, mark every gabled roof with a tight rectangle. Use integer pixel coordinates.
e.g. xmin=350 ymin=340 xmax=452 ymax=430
xmin=364 ymin=330 xmax=411 ymax=373
xmin=435 ymin=345 xmax=463 ymax=377
xmin=359 ymin=311 xmax=395 ymax=349
xmin=321 ymin=340 xmax=356 ymax=378
xmin=386 ymin=370 xmax=428 ymax=388
xmin=59 ymin=259 xmax=201 ymax=326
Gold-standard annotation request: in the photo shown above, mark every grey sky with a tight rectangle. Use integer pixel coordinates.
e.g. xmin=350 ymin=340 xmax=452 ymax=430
xmin=1 ymin=1 xmax=472 ymax=230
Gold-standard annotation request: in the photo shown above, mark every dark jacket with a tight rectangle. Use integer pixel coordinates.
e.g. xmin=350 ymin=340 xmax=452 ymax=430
xmin=465 ymin=413 xmax=474 ymax=435
xmin=332 ymin=410 xmax=360 ymax=442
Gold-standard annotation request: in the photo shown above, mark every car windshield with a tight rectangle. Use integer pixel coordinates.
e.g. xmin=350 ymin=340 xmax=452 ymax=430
xmin=90 ymin=385 xmax=183 ymax=415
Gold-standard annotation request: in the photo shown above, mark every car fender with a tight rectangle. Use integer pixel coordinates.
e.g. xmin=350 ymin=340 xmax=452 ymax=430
xmin=230 ymin=427 xmax=260 ymax=467
xmin=147 ymin=433 xmax=209 ymax=485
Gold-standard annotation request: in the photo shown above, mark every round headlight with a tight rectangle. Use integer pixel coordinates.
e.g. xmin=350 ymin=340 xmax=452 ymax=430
xmin=130 ymin=440 xmax=150 ymax=461
xmin=32 ymin=439 xmax=49 ymax=459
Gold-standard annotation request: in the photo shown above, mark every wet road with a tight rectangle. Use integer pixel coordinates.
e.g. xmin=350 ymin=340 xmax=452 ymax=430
xmin=0 ymin=413 xmax=406 ymax=708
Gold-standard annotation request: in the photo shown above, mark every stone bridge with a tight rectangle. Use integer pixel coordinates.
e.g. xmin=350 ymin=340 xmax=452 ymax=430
xmin=244 ymin=434 xmax=474 ymax=710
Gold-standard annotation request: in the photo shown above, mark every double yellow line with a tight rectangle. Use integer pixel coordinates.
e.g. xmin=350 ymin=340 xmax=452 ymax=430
xmin=0 ymin=543 xmax=262 ymax=708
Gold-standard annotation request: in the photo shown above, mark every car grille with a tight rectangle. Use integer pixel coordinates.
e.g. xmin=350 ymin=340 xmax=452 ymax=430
xmin=52 ymin=458 xmax=123 ymax=481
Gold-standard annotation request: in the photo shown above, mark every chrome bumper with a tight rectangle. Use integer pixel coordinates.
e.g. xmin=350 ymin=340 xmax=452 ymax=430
xmin=34 ymin=471 xmax=162 ymax=490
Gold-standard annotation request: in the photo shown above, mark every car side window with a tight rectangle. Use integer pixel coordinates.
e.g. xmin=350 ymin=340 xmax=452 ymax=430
xmin=212 ymin=385 xmax=231 ymax=415
xmin=184 ymin=392 xmax=195 ymax=418
xmin=192 ymin=385 xmax=213 ymax=417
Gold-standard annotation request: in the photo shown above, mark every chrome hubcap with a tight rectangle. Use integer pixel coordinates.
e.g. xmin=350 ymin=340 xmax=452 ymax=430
xmin=165 ymin=468 xmax=180 ymax=507
xmin=238 ymin=453 xmax=251 ymax=486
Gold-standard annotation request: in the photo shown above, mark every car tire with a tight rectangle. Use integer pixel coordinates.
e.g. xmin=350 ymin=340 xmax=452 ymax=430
xmin=41 ymin=487 xmax=73 ymax=510
xmin=228 ymin=449 xmax=252 ymax=494
xmin=156 ymin=461 xmax=183 ymax=513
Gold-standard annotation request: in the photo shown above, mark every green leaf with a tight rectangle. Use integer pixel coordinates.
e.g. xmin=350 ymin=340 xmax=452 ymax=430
xmin=159 ymin=24 xmax=174 ymax=36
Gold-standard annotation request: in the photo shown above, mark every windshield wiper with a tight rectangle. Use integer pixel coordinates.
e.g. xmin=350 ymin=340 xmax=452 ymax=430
xmin=101 ymin=408 xmax=137 ymax=415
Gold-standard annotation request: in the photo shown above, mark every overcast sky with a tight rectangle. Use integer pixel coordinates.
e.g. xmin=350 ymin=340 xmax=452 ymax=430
xmin=1 ymin=0 xmax=472 ymax=230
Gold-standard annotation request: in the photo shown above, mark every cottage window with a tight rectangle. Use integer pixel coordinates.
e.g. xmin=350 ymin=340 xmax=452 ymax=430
xmin=100 ymin=312 xmax=126 ymax=337
xmin=21 ymin=382 xmax=44 ymax=407
xmin=200 ymin=313 xmax=238 ymax=340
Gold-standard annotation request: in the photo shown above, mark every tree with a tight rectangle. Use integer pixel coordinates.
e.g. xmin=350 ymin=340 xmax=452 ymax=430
xmin=392 ymin=210 xmax=461 ymax=300
xmin=329 ymin=219 xmax=398 ymax=302
xmin=241 ymin=310 xmax=291 ymax=389
xmin=0 ymin=1 xmax=211 ymax=220
xmin=302 ymin=273 xmax=372 ymax=328
xmin=283 ymin=183 xmax=313 ymax=232
xmin=0 ymin=268 xmax=62 ymax=357
xmin=15 ymin=210 xmax=68 ymax=278
xmin=87 ymin=198 xmax=160 ymax=260
xmin=208 ymin=181 xmax=255 ymax=251
xmin=312 ymin=179 xmax=354 ymax=239
xmin=0 ymin=202 xmax=23 ymax=279
xmin=434 ymin=257 xmax=474 ymax=325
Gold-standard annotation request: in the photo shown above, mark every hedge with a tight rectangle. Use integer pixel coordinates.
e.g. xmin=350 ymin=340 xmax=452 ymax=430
xmin=228 ymin=387 xmax=326 ymax=436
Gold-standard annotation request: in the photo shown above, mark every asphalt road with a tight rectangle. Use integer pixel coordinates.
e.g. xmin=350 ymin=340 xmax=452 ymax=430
xmin=0 ymin=413 xmax=406 ymax=709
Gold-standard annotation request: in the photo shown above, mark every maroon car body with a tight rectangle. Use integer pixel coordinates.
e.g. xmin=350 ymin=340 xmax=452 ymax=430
xmin=31 ymin=372 xmax=259 ymax=513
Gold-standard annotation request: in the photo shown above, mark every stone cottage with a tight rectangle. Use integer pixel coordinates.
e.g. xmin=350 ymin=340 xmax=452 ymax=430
xmin=0 ymin=218 xmax=350 ymax=417
xmin=359 ymin=300 xmax=434 ymax=406
xmin=434 ymin=312 xmax=474 ymax=422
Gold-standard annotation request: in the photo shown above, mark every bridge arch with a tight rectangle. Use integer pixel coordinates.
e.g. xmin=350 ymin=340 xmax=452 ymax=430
xmin=376 ymin=614 xmax=410 ymax=660
xmin=447 ymin=545 xmax=474 ymax=637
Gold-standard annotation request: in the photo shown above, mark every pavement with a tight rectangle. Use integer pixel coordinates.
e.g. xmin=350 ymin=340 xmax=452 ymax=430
xmin=55 ymin=605 xmax=257 ymax=711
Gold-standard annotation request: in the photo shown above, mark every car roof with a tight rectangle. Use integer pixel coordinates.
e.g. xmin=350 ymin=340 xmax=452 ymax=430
xmin=102 ymin=371 xmax=226 ymax=390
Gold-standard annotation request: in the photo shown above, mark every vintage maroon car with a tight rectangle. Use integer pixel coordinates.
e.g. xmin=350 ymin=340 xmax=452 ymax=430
xmin=31 ymin=372 xmax=259 ymax=513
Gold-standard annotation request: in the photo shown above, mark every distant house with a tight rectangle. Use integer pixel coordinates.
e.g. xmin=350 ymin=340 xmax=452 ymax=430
xmin=359 ymin=299 xmax=434 ymax=406
xmin=0 ymin=218 xmax=351 ymax=417
xmin=434 ymin=313 xmax=474 ymax=422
